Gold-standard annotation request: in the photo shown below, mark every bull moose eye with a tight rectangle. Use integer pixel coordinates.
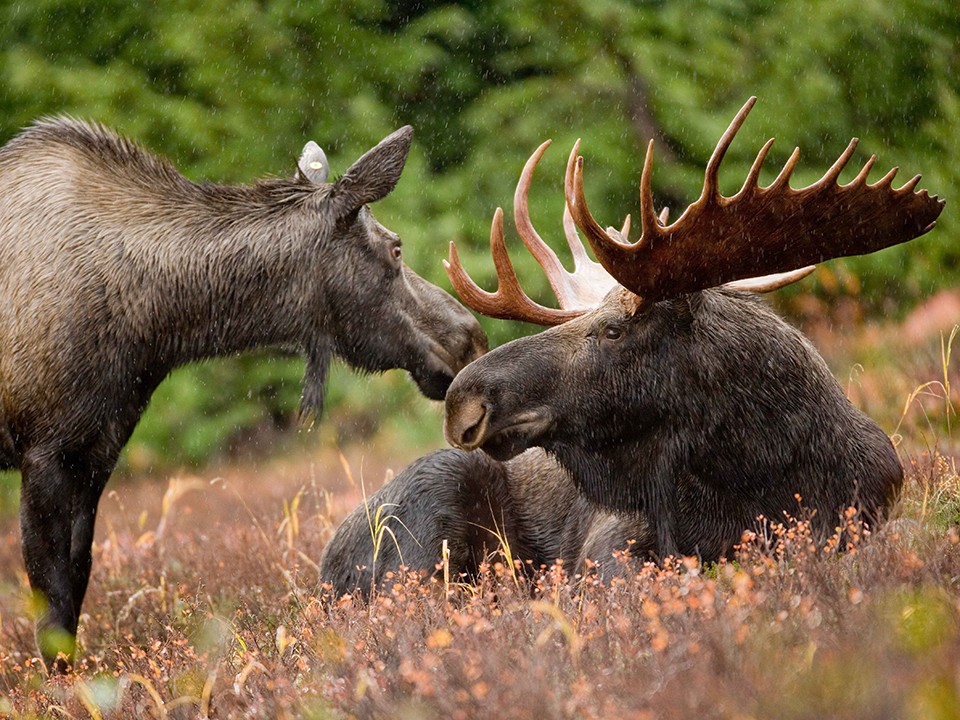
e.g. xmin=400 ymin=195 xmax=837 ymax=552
xmin=391 ymin=244 xmax=402 ymax=262
xmin=602 ymin=325 xmax=623 ymax=342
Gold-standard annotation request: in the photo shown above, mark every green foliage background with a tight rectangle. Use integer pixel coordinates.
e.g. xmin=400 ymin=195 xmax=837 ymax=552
xmin=0 ymin=0 xmax=957 ymax=471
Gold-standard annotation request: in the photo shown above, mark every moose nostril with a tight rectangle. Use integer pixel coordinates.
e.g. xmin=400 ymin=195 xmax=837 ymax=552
xmin=461 ymin=406 xmax=486 ymax=446
xmin=444 ymin=396 xmax=489 ymax=449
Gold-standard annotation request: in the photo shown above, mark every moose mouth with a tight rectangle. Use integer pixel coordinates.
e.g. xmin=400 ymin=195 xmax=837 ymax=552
xmin=410 ymin=348 xmax=464 ymax=401
xmin=411 ymin=364 xmax=456 ymax=401
xmin=411 ymin=336 xmax=488 ymax=401
xmin=477 ymin=417 xmax=553 ymax=461
xmin=445 ymin=402 xmax=555 ymax=461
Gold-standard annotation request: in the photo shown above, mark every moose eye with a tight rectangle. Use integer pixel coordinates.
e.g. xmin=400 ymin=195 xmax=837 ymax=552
xmin=602 ymin=325 xmax=623 ymax=342
xmin=391 ymin=244 xmax=402 ymax=262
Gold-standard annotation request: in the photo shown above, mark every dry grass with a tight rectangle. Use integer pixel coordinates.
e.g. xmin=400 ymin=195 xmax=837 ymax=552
xmin=0 ymin=314 xmax=959 ymax=719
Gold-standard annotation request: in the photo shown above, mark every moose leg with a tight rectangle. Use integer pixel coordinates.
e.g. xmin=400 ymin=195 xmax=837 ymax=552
xmin=19 ymin=451 xmax=82 ymax=672
xmin=68 ymin=468 xmax=111 ymax=626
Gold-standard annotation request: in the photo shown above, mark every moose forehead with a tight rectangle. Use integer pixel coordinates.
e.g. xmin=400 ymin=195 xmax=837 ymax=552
xmin=578 ymin=287 xmax=658 ymax=325
xmin=362 ymin=206 xmax=397 ymax=236
xmin=336 ymin=206 xmax=398 ymax=244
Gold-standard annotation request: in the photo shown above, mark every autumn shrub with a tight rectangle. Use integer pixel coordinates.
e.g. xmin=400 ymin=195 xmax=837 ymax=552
xmin=0 ymin=444 xmax=957 ymax=719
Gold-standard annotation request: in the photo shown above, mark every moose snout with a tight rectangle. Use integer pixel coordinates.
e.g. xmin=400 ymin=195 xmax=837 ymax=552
xmin=444 ymin=393 xmax=489 ymax=450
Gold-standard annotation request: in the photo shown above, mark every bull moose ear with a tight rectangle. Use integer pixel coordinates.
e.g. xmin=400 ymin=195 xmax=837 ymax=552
xmin=331 ymin=125 xmax=414 ymax=213
xmin=297 ymin=141 xmax=329 ymax=184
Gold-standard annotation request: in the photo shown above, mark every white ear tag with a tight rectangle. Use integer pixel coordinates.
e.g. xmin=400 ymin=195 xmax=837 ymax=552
xmin=298 ymin=141 xmax=329 ymax=184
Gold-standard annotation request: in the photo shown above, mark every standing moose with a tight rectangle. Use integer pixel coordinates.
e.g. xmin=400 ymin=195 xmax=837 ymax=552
xmin=0 ymin=119 xmax=487 ymax=670
xmin=320 ymin=98 xmax=944 ymax=597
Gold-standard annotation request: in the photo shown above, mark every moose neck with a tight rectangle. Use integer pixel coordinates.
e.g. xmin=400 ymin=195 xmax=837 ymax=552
xmin=106 ymin=180 xmax=335 ymax=370
xmin=545 ymin=427 xmax=683 ymax=513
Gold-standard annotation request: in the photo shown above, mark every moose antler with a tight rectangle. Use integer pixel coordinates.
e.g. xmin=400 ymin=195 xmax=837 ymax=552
xmin=567 ymin=96 xmax=945 ymax=306
xmin=444 ymin=140 xmax=625 ymax=325
xmin=445 ymin=207 xmax=584 ymax=325
xmin=514 ymin=141 xmax=622 ymax=310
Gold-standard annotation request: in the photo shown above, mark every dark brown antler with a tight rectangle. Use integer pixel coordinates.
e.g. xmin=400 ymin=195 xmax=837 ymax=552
xmin=567 ymin=96 xmax=945 ymax=306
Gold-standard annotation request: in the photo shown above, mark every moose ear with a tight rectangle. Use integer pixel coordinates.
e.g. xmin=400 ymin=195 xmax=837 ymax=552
xmin=297 ymin=141 xmax=329 ymax=184
xmin=331 ymin=125 xmax=414 ymax=212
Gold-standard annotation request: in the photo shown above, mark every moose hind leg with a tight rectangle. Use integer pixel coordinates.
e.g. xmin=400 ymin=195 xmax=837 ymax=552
xmin=19 ymin=451 xmax=85 ymax=671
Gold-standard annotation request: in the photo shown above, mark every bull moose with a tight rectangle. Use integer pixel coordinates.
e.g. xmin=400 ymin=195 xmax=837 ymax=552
xmin=0 ymin=119 xmax=487 ymax=670
xmin=320 ymin=97 xmax=944 ymax=597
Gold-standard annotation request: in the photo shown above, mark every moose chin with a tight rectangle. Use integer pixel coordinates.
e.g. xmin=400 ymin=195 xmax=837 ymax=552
xmin=0 ymin=120 xmax=487 ymax=671
xmin=320 ymin=97 xmax=944 ymax=599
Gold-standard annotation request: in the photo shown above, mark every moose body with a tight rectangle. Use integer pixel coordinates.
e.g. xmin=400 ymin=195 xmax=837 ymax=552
xmin=321 ymin=98 xmax=942 ymax=597
xmin=0 ymin=118 xmax=486 ymax=668
xmin=319 ymin=447 xmax=646 ymax=595
xmin=320 ymin=288 xmax=899 ymax=596
xmin=444 ymin=286 xmax=904 ymax=559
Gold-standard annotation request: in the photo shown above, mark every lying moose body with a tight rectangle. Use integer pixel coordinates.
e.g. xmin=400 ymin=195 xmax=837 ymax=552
xmin=320 ymin=287 xmax=901 ymax=595
xmin=320 ymin=98 xmax=943 ymax=597
xmin=318 ymin=447 xmax=630 ymax=593
xmin=0 ymin=119 xmax=486 ymax=668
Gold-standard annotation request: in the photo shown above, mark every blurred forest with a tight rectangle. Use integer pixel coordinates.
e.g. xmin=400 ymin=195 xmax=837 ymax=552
xmin=0 ymin=0 xmax=957 ymax=470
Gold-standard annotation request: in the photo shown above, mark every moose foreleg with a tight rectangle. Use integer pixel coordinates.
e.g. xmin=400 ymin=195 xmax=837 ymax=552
xmin=69 ymin=469 xmax=110 ymax=628
xmin=19 ymin=451 xmax=83 ymax=672
xmin=19 ymin=450 xmax=109 ymax=672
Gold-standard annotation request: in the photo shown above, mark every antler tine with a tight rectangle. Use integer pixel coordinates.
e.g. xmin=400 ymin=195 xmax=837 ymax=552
xmin=850 ymin=155 xmax=877 ymax=185
xmin=603 ymin=216 xmax=632 ymax=242
xmin=896 ymin=174 xmax=923 ymax=195
xmin=562 ymin=141 xmax=630 ymax=250
xmin=638 ymin=139 xmax=663 ymax=239
xmin=510 ymin=139 xmax=617 ymax=310
xmin=703 ymin=96 xmax=758 ymax=201
xmin=561 ymin=203 xmax=588 ymax=265
xmin=870 ymin=166 xmax=899 ymax=189
xmin=514 ymin=140 xmax=576 ymax=303
xmin=562 ymin=140 xmax=591 ymax=267
xmin=567 ymin=97 xmax=945 ymax=306
xmin=737 ymin=137 xmax=776 ymax=197
xmin=727 ymin=266 xmax=816 ymax=293
xmin=817 ymin=137 xmax=859 ymax=187
xmin=768 ymin=147 xmax=801 ymax=191
xmin=556 ymin=208 xmax=620 ymax=309
xmin=552 ymin=141 xmax=620 ymax=305
xmin=568 ymin=152 xmax=664 ymax=301
xmin=444 ymin=209 xmax=582 ymax=326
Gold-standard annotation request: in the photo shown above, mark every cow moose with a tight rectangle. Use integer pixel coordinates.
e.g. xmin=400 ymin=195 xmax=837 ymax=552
xmin=0 ymin=119 xmax=487 ymax=670
xmin=319 ymin=97 xmax=944 ymax=598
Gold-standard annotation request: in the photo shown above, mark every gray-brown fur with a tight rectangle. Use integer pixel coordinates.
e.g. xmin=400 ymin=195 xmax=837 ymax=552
xmin=319 ymin=448 xmax=649 ymax=597
xmin=321 ymin=287 xmax=901 ymax=596
xmin=0 ymin=118 xmax=486 ymax=669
